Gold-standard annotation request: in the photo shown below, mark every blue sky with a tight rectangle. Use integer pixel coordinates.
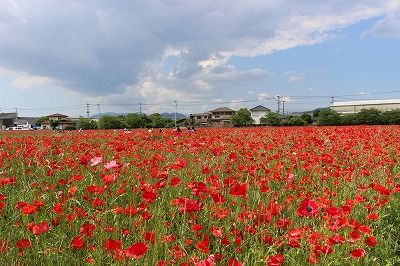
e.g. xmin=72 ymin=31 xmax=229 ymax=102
xmin=1 ymin=1 xmax=400 ymax=117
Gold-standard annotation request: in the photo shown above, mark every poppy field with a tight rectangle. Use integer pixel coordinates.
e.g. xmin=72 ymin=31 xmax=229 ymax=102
xmin=0 ymin=126 xmax=399 ymax=265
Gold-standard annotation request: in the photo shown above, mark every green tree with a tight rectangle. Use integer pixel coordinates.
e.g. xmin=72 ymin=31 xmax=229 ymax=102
xmin=381 ymin=109 xmax=400 ymax=124
xmin=317 ymin=109 xmax=342 ymax=126
xmin=341 ymin=114 xmax=357 ymax=125
xmin=98 ymin=115 xmax=125 ymax=129
xmin=231 ymin=108 xmax=253 ymax=127
xmin=124 ymin=113 xmax=147 ymax=128
xmin=35 ymin=116 xmax=49 ymax=126
xmin=148 ymin=113 xmax=170 ymax=128
xmin=300 ymin=113 xmax=313 ymax=125
xmin=49 ymin=120 xmax=59 ymax=130
xmin=261 ymin=112 xmax=281 ymax=126
xmin=354 ymin=108 xmax=382 ymax=125
xmin=79 ymin=118 xmax=98 ymax=129
xmin=282 ymin=116 xmax=307 ymax=126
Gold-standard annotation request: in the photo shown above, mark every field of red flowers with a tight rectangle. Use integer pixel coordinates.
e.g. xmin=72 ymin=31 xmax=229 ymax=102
xmin=0 ymin=126 xmax=399 ymax=265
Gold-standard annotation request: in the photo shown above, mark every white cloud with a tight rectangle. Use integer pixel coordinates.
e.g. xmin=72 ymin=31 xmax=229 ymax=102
xmin=364 ymin=15 xmax=400 ymax=38
xmin=257 ymin=92 xmax=269 ymax=100
xmin=288 ymin=76 xmax=304 ymax=83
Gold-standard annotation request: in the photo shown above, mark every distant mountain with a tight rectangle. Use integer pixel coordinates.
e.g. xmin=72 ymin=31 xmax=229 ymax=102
xmin=90 ymin=112 xmax=187 ymax=119
xmin=90 ymin=112 xmax=127 ymax=118
xmin=160 ymin=112 xmax=186 ymax=120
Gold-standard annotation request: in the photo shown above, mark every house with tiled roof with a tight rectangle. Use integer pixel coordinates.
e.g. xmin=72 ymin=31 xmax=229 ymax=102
xmin=209 ymin=107 xmax=235 ymax=127
xmin=41 ymin=113 xmax=75 ymax=130
xmin=250 ymin=105 xmax=271 ymax=124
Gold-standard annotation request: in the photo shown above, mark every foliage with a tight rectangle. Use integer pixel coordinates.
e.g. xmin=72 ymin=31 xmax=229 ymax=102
xmin=35 ymin=116 xmax=49 ymax=126
xmin=316 ymin=109 xmax=342 ymax=126
xmin=353 ymin=108 xmax=382 ymax=125
xmin=79 ymin=118 xmax=98 ymax=130
xmin=315 ymin=108 xmax=400 ymax=126
xmin=49 ymin=120 xmax=59 ymax=130
xmin=98 ymin=115 xmax=126 ymax=129
xmin=300 ymin=113 xmax=313 ymax=125
xmin=230 ymin=108 xmax=253 ymax=127
xmin=261 ymin=112 xmax=281 ymax=126
xmin=380 ymin=109 xmax=400 ymax=125
xmin=124 ymin=113 xmax=148 ymax=128
xmin=281 ymin=115 xmax=308 ymax=126
xmin=147 ymin=113 xmax=174 ymax=128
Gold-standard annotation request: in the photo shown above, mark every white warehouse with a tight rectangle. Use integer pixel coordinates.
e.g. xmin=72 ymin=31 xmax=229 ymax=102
xmin=331 ymin=99 xmax=400 ymax=114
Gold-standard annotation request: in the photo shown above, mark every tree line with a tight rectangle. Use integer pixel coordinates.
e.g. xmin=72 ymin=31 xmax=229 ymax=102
xmin=315 ymin=108 xmax=400 ymax=126
xmin=230 ymin=107 xmax=400 ymax=127
xmin=36 ymin=113 xmax=178 ymax=130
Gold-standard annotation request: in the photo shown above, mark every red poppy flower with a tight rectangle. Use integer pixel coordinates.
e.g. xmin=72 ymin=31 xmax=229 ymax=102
xmin=365 ymin=236 xmax=377 ymax=247
xmin=16 ymin=239 xmax=31 ymax=249
xmin=21 ymin=204 xmax=38 ymax=215
xmin=196 ymin=254 xmax=215 ymax=266
xmin=79 ymin=223 xmax=96 ymax=237
xmin=103 ymin=238 xmax=122 ymax=251
xmin=210 ymin=193 xmax=226 ymax=204
xmin=267 ymin=253 xmax=284 ymax=266
xmin=125 ymin=242 xmax=148 ymax=259
xmin=350 ymin=248 xmax=365 ymax=258
xmin=71 ymin=236 xmax=85 ymax=249
xmin=296 ymin=197 xmax=318 ymax=217
xmin=52 ymin=203 xmax=63 ymax=215
xmin=142 ymin=191 xmax=157 ymax=203
xmin=228 ymin=258 xmax=243 ymax=266
xmin=196 ymin=237 xmax=210 ymax=254
xmin=229 ymin=183 xmax=247 ymax=197
xmin=169 ymin=177 xmax=181 ymax=187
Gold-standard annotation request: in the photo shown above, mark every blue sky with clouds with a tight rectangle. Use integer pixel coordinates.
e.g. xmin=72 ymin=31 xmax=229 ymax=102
xmin=1 ymin=0 xmax=400 ymax=117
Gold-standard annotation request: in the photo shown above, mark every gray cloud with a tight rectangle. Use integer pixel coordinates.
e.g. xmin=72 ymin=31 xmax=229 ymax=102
xmin=0 ymin=0 xmax=397 ymax=103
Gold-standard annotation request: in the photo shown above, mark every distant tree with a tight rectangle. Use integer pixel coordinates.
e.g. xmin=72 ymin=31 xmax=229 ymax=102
xmin=99 ymin=115 xmax=125 ymax=129
xmin=36 ymin=116 xmax=49 ymax=126
xmin=231 ymin=108 xmax=253 ymax=127
xmin=354 ymin=108 xmax=382 ymax=125
xmin=317 ymin=109 xmax=341 ymax=126
xmin=282 ymin=116 xmax=307 ymax=126
xmin=341 ymin=114 xmax=357 ymax=125
xmin=124 ymin=113 xmax=147 ymax=128
xmin=300 ymin=113 xmax=313 ymax=125
xmin=261 ymin=112 xmax=281 ymax=126
xmin=49 ymin=120 xmax=59 ymax=130
xmin=381 ymin=109 xmax=400 ymax=124
xmin=148 ymin=113 xmax=171 ymax=128
xmin=79 ymin=118 xmax=98 ymax=130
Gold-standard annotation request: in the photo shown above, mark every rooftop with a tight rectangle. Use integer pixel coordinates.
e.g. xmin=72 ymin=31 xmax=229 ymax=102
xmin=331 ymin=99 xmax=400 ymax=107
xmin=210 ymin=107 xmax=235 ymax=113
xmin=47 ymin=113 xmax=69 ymax=118
xmin=250 ymin=105 xmax=271 ymax=112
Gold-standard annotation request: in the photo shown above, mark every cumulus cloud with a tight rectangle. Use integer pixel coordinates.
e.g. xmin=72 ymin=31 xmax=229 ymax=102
xmin=0 ymin=0 xmax=398 ymax=107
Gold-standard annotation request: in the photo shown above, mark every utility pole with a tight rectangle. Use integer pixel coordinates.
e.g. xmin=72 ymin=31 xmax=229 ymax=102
xmin=86 ymin=103 xmax=90 ymax=118
xmin=139 ymin=103 xmax=142 ymax=114
xmin=276 ymin=96 xmax=281 ymax=114
xmin=174 ymin=100 xmax=177 ymax=128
